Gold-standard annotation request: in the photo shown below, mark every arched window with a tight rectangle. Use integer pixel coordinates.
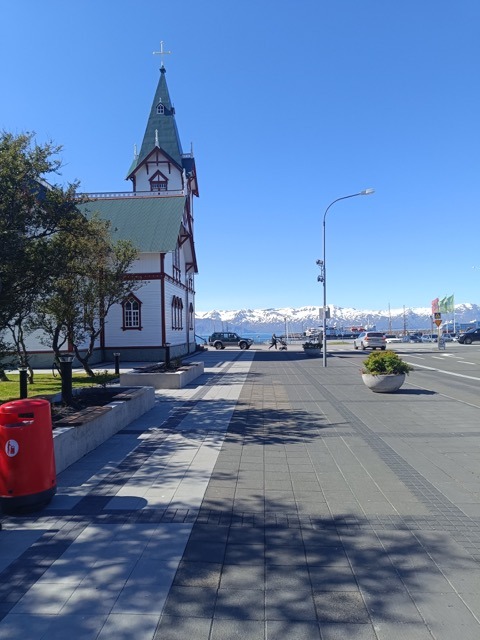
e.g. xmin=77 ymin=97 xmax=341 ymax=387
xmin=173 ymin=243 xmax=181 ymax=282
xmin=189 ymin=303 xmax=194 ymax=330
xmin=122 ymin=294 xmax=142 ymax=330
xmin=171 ymin=296 xmax=184 ymax=330
xmin=156 ymin=102 xmax=165 ymax=115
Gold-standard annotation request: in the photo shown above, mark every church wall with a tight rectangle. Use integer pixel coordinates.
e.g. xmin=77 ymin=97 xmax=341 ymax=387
xmin=164 ymin=278 xmax=190 ymax=346
xmin=129 ymin=253 xmax=161 ymax=273
xmin=104 ymin=279 xmax=162 ymax=348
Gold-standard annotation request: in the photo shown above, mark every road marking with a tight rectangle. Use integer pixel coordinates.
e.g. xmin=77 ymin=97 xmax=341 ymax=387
xmin=406 ymin=360 xmax=480 ymax=381
xmin=460 ymin=361 xmax=477 ymax=365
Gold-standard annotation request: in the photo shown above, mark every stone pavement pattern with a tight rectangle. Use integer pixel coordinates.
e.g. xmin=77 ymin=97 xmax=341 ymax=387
xmin=1 ymin=348 xmax=480 ymax=639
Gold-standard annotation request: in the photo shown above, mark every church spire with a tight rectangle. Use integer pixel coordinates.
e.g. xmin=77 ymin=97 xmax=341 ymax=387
xmin=133 ymin=54 xmax=183 ymax=171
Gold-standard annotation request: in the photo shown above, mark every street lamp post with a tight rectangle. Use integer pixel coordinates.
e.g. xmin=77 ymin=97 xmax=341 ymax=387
xmin=320 ymin=189 xmax=375 ymax=367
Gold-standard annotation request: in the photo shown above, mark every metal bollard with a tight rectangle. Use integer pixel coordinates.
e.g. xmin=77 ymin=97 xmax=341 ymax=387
xmin=18 ymin=365 xmax=28 ymax=399
xmin=58 ymin=354 xmax=74 ymax=405
xmin=113 ymin=353 xmax=120 ymax=376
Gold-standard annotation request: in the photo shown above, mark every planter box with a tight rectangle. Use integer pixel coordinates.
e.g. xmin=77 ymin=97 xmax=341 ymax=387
xmin=53 ymin=386 xmax=155 ymax=473
xmin=303 ymin=348 xmax=322 ymax=358
xmin=119 ymin=361 xmax=204 ymax=389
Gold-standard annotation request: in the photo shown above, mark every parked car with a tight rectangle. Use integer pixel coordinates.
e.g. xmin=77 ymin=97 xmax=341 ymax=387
xmin=421 ymin=334 xmax=438 ymax=343
xmin=402 ymin=334 xmax=422 ymax=343
xmin=458 ymin=328 xmax=480 ymax=345
xmin=441 ymin=334 xmax=453 ymax=342
xmin=353 ymin=331 xmax=386 ymax=350
xmin=385 ymin=335 xmax=402 ymax=343
xmin=208 ymin=331 xmax=254 ymax=350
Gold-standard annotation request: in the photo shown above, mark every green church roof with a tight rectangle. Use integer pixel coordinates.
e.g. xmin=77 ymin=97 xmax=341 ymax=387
xmin=78 ymin=196 xmax=187 ymax=253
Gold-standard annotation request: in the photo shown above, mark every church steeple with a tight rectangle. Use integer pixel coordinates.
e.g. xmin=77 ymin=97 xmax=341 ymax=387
xmin=135 ymin=65 xmax=183 ymax=169
xmin=126 ymin=47 xmax=197 ymax=197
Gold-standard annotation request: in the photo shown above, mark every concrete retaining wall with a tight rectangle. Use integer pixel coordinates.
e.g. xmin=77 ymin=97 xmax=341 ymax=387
xmin=53 ymin=386 xmax=155 ymax=473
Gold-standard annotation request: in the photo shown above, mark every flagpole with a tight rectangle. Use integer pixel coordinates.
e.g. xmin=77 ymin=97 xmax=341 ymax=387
xmin=453 ymin=293 xmax=456 ymax=335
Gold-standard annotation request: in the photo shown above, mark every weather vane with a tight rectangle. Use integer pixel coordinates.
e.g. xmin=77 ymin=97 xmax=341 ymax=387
xmin=153 ymin=41 xmax=172 ymax=68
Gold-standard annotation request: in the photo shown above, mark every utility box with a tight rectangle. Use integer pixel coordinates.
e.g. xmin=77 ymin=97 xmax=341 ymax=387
xmin=0 ymin=398 xmax=56 ymax=513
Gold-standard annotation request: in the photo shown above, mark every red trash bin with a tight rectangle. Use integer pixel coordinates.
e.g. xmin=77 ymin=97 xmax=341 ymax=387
xmin=0 ymin=398 xmax=56 ymax=513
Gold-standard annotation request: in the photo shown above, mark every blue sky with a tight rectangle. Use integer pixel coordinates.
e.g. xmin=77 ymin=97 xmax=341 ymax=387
xmin=3 ymin=1 xmax=480 ymax=313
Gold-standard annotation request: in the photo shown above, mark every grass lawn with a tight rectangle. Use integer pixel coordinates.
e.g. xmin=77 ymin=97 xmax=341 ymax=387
xmin=0 ymin=372 xmax=118 ymax=404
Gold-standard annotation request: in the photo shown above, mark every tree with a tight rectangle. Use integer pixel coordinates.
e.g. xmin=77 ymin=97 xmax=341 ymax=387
xmin=0 ymin=131 xmax=84 ymax=380
xmin=32 ymin=214 xmax=139 ymax=376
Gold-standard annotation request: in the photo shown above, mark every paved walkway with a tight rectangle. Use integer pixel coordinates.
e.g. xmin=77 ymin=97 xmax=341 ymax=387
xmin=1 ymin=347 xmax=480 ymax=639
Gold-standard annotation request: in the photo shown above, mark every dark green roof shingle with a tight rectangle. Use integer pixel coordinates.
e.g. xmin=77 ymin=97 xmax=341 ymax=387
xmin=78 ymin=196 xmax=186 ymax=253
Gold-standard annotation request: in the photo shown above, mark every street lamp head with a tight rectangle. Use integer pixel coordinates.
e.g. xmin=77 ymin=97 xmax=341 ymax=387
xmin=360 ymin=188 xmax=375 ymax=195
xmin=58 ymin=353 xmax=74 ymax=363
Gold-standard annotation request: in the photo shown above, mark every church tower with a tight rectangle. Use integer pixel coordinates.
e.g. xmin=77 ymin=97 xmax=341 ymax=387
xmin=126 ymin=50 xmax=198 ymax=200
xmin=77 ymin=45 xmax=200 ymax=362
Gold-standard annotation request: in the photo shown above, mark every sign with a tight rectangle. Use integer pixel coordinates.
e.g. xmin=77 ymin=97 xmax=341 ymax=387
xmin=5 ymin=439 xmax=19 ymax=457
xmin=434 ymin=320 xmax=442 ymax=327
xmin=434 ymin=312 xmax=441 ymax=320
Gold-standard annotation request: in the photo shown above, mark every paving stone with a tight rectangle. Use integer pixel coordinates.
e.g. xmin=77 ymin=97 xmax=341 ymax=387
xmin=266 ymin=565 xmax=311 ymax=591
xmin=210 ymin=619 xmax=265 ymax=640
xmin=265 ymin=589 xmax=317 ymax=621
xmin=224 ymin=543 xmax=265 ymax=565
xmin=266 ymin=620 xmax=321 ymax=640
xmin=373 ymin=622 xmax=435 ymax=640
xmin=161 ymin=586 xmax=217 ymax=618
xmin=153 ymin=615 xmax=212 ymax=640
xmin=172 ymin=561 xmax=222 ymax=588
xmin=214 ymin=588 xmax=265 ymax=620
xmin=312 ymin=591 xmax=370 ymax=623
xmin=320 ymin=622 xmax=377 ymax=639
xmin=220 ymin=564 xmax=265 ymax=589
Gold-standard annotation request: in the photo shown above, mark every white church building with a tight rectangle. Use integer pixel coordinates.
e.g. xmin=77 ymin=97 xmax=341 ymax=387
xmin=76 ymin=58 xmax=200 ymax=363
xmin=20 ymin=55 xmax=200 ymax=366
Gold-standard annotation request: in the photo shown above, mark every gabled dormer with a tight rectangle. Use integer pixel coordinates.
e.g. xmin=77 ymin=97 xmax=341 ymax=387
xmin=149 ymin=169 xmax=169 ymax=192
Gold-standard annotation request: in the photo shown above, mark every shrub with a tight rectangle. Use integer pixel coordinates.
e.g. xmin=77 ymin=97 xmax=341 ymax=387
xmin=362 ymin=351 xmax=413 ymax=375
xmin=303 ymin=341 xmax=323 ymax=349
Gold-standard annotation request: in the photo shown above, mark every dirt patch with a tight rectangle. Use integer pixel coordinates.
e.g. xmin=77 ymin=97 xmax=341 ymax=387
xmin=132 ymin=360 xmax=184 ymax=373
xmin=51 ymin=388 xmax=123 ymax=426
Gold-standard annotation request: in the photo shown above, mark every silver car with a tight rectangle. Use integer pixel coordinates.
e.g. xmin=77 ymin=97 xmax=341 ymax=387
xmin=353 ymin=331 xmax=386 ymax=350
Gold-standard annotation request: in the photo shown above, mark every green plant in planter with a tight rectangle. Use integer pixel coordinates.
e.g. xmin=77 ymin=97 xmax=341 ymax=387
xmin=303 ymin=341 xmax=323 ymax=349
xmin=362 ymin=351 xmax=413 ymax=375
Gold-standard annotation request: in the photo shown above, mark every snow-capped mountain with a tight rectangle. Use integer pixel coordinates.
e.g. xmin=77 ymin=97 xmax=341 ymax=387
xmin=195 ymin=303 xmax=480 ymax=335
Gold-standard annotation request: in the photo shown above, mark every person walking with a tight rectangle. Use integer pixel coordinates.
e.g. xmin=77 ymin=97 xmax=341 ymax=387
xmin=269 ymin=333 xmax=278 ymax=349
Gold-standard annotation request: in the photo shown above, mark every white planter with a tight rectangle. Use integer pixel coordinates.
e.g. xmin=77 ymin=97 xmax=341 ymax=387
xmin=362 ymin=373 xmax=405 ymax=393
xmin=120 ymin=361 xmax=204 ymax=389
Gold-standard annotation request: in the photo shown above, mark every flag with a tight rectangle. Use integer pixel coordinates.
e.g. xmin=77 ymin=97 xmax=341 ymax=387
xmin=431 ymin=298 xmax=439 ymax=314
xmin=439 ymin=295 xmax=454 ymax=313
